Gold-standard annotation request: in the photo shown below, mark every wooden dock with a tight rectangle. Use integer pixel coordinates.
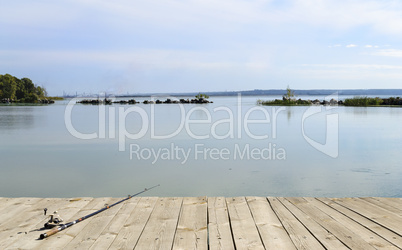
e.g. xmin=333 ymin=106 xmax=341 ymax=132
xmin=0 ymin=197 xmax=401 ymax=249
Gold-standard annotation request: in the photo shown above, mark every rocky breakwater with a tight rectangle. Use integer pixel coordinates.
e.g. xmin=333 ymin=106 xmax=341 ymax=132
xmin=77 ymin=98 xmax=213 ymax=105
xmin=77 ymin=99 xmax=113 ymax=105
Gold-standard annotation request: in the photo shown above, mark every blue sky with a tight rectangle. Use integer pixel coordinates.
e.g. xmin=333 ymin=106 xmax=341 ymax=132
xmin=1 ymin=0 xmax=402 ymax=95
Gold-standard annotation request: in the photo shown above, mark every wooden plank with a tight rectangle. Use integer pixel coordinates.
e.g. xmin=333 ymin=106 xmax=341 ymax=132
xmin=304 ymin=197 xmax=399 ymax=249
xmin=134 ymin=197 xmax=183 ymax=250
xmin=1 ymin=196 xmax=401 ymax=249
xmin=380 ymin=197 xmax=402 ymax=210
xmin=0 ymin=198 xmax=68 ymax=249
xmin=246 ymin=197 xmax=296 ymax=250
xmin=34 ymin=197 xmax=116 ymax=250
xmin=0 ymin=198 xmax=16 ymax=216
xmin=0 ymin=198 xmax=66 ymax=249
xmin=318 ymin=198 xmax=402 ymax=247
xmin=286 ymin=197 xmax=376 ymax=249
xmin=0 ymin=198 xmax=46 ymax=235
xmin=277 ymin=197 xmax=347 ymax=249
xmin=207 ymin=197 xmax=235 ymax=250
xmin=373 ymin=197 xmax=402 ymax=211
xmin=172 ymin=197 xmax=207 ymax=250
xmin=360 ymin=197 xmax=402 ymax=215
xmin=108 ymin=197 xmax=158 ymax=250
xmin=332 ymin=197 xmax=402 ymax=235
xmin=267 ymin=197 xmax=325 ymax=250
xmin=226 ymin=197 xmax=264 ymax=250
xmin=0 ymin=198 xmax=43 ymax=227
xmin=0 ymin=198 xmax=26 ymax=219
xmin=89 ymin=197 xmax=141 ymax=249
xmin=64 ymin=198 xmax=125 ymax=249
xmin=13 ymin=198 xmax=93 ymax=250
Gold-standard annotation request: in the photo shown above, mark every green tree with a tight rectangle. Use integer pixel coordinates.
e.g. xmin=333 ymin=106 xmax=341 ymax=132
xmin=284 ymin=85 xmax=295 ymax=99
xmin=0 ymin=74 xmax=17 ymax=100
xmin=22 ymin=93 xmax=39 ymax=103
xmin=0 ymin=74 xmax=48 ymax=102
xmin=195 ymin=93 xmax=209 ymax=99
xmin=0 ymin=76 xmax=3 ymax=98
xmin=36 ymin=86 xmax=45 ymax=97
xmin=16 ymin=77 xmax=26 ymax=100
xmin=22 ymin=78 xmax=35 ymax=93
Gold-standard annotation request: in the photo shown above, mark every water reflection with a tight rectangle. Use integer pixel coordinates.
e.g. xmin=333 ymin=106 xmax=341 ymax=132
xmin=0 ymin=97 xmax=401 ymax=198
xmin=287 ymin=107 xmax=292 ymax=120
xmin=352 ymin=107 xmax=368 ymax=116
xmin=0 ymin=106 xmax=36 ymax=130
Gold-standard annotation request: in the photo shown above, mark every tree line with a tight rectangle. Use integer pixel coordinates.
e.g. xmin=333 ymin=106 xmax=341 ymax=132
xmin=0 ymin=74 xmax=47 ymax=103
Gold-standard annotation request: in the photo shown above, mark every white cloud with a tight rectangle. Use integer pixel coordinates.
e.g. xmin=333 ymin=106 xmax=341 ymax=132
xmin=297 ymin=64 xmax=402 ymax=81
xmin=0 ymin=2 xmax=84 ymax=28
xmin=0 ymin=48 xmax=272 ymax=71
xmin=296 ymin=69 xmax=402 ymax=80
xmin=329 ymin=44 xmax=383 ymax=49
xmin=302 ymin=64 xmax=402 ymax=70
xmin=365 ymin=45 xmax=380 ymax=48
xmin=3 ymin=0 xmax=402 ymax=36
xmin=288 ymin=0 xmax=402 ymax=36
xmin=371 ymin=49 xmax=402 ymax=57
xmin=103 ymin=0 xmax=402 ymax=36
xmin=2 ymin=0 xmax=402 ymax=92
xmin=69 ymin=0 xmax=271 ymax=32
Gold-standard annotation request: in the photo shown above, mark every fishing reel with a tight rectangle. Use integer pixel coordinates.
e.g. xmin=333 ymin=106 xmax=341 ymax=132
xmin=43 ymin=208 xmax=64 ymax=229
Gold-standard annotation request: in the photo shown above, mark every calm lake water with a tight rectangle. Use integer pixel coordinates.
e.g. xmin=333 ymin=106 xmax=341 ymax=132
xmin=0 ymin=95 xmax=401 ymax=198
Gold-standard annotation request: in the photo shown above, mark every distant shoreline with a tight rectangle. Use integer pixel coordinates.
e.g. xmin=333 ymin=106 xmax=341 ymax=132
xmin=61 ymin=89 xmax=402 ymax=98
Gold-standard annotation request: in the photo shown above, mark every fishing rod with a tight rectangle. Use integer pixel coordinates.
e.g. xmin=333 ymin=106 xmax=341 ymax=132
xmin=39 ymin=184 xmax=160 ymax=239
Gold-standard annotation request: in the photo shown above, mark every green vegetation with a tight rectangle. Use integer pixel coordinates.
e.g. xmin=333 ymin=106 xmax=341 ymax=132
xmin=259 ymin=95 xmax=402 ymax=107
xmin=46 ymin=96 xmax=64 ymax=100
xmin=0 ymin=74 xmax=49 ymax=103
xmin=284 ymin=85 xmax=295 ymax=99
xmin=258 ymin=98 xmax=311 ymax=106
xmin=195 ymin=93 xmax=209 ymax=99
xmin=343 ymin=96 xmax=383 ymax=106
xmin=379 ymin=97 xmax=402 ymax=105
xmin=258 ymin=86 xmax=309 ymax=105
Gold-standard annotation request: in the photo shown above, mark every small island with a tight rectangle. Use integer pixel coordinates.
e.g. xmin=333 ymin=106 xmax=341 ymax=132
xmin=258 ymin=86 xmax=402 ymax=107
xmin=0 ymin=74 xmax=57 ymax=104
xmin=259 ymin=96 xmax=402 ymax=107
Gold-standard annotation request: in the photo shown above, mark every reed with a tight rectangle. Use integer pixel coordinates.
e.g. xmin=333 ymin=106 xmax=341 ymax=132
xmin=343 ymin=96 xmax=383 ymax=106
